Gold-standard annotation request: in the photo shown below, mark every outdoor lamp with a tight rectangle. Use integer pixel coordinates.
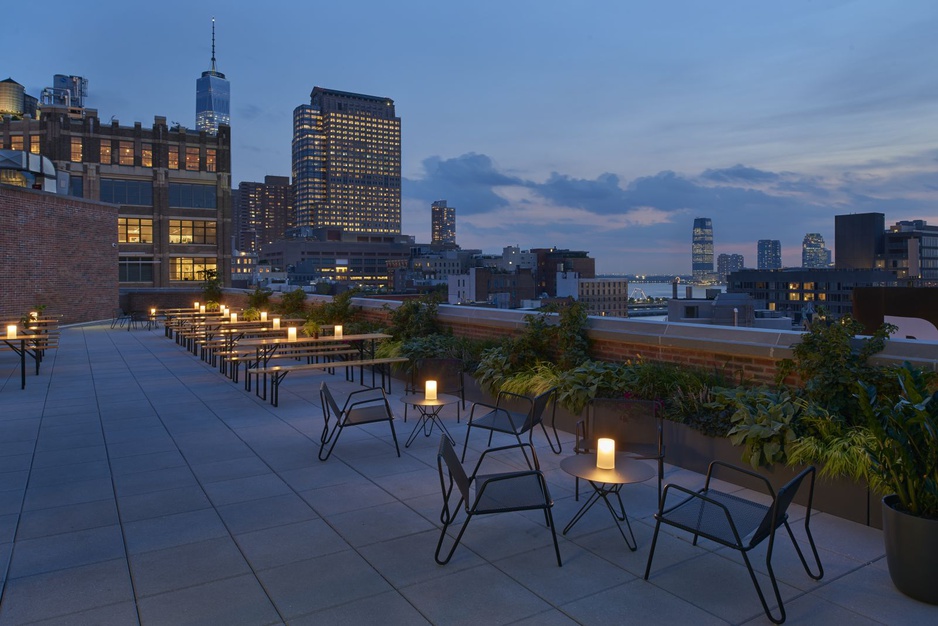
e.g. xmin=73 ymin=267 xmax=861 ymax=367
xmin=150 ymin=308 xmax=156 ymax=317
xmin=260 ymin=311 xmax=268 ymax=322
xmin=194 ymin=301 xmax=199 ymax=310
xmin=6 ymin=325 xmax=16 ymax=339
xmin=230 ymin=313 xmax=237 ymax=323
xmin=287 ymin=327 xmax=297 ymax=341
xmin=425 ymin=380 xmax=437 ymax=400
xmin=334 ymin=325 xmax=343 ymax=339
xmin=200 ymin=305 xmax=206 ymax=314
xmin=597 ymin=438 xmax=615 ymax=469
xmin=273 ymin=318 xmax=281 ymax=330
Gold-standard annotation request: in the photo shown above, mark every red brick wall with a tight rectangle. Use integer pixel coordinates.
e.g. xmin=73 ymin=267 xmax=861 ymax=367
xmin=0 ymin=185 xmax=117 ymax=325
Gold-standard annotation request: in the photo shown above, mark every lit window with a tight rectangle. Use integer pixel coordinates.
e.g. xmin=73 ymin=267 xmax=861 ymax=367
xmin=29 ymin=137 xmax=40 ymax=154
xmin=119 ymin=141 xmax=134 ymax=166
xmin=141 ymin=143 xmax=152 ymax=168
xmin=11 ymin=136 xmax=23 ymax=151
xmin=169 ymin=219 xmax=217 ymax=245
xmin=118 ymin=217 xmax=154 ymax=243
xmin=70 ymin=137 xmax=82 ymax=162
xmin=206 ymin=148 xmax=216 ymax=172
xmin=185 ymin=147 xmax=200 ymax=171
xmin=168 ymin=146 xmax=179 ymax=169
xmin=100 ymin=140 xmax=112 ymax=164
xmin=170 ymin=257 xmax=217 ymax=281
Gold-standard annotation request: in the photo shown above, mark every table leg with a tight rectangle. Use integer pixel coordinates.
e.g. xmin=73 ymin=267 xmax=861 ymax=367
xmin=563 ymin=481 xmax=638 ymax=551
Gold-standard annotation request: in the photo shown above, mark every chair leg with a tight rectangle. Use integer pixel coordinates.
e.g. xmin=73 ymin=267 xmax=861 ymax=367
xmin=742 ymin=547 xmax=787 ymax=625
xmin=435 ymin=508 xmax=473 ymax=565
xmin=544 ymin=506 xmax=563 ymax=566
xmin=388 ymin=419 xmax=401 ymax=457
xmin=460 ymin=424 xmax=472 ymax=462
xmin=539 ymin=420 xmax=562 ymax=454
xmin=318 ymin=423 xmax=342 ymax=461
xmin=783 ymin=520 xmax=824 ymax=580
xmin=643 ymin=517 xmax=664 ymax=580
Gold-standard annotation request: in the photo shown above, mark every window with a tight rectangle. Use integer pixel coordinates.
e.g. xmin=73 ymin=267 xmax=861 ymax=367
xmin=100 ymin=140 xmax=112 ymax=164
xmin=70 ymin=137 xmax=82 ymax=162
xmin=29 ymin=137 xmax=40 ymax=154
xmin=100 ymin=179 xmax=153 ymax=205
xmin=168 ymin=146 xmax=179 ymax=169
xmin=119 ymin=257 xmax=155 ymax=282
xmin=118 ymin=218 xmax=153 ymax=243
xmin=206 ymin=148 xmax=216 ymax=172
xmin=141 ymin=143 xmax=152 ymax=167
xmin=170 ymin=257 xmax=216 ymax=281
xmin=169 ymin=219 xmax=216 ymax=245
xmin=185 ymin=146 xmax=200 ymax=171
xmin=119 ymin=141 xmax=134 ymax=166
xmin=11 ymin=136 xmax=23 ymax=151
xmin=69 ymin=177 xmax=83 ymax=198
xmin=168 ymin=183 xmax=216 ymax=208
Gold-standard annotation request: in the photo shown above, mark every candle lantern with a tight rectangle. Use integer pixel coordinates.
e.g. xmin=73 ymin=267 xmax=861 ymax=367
xmin=597 ymin=438 xmax=616 ymax=470
xmin=425 ymin=380 xmax=438 ymax=400
xmin=273 ymin=318 xmax=281 ymax=330
xmin=287 ymin=327 xmax=297 ymax=341
xmin=261 ymin=311 xmax=268 ymax=322
xmin=6 ymin=325 xmax=17 ymax=339
xmin=334 ymin=325 xmax=343 ymax=339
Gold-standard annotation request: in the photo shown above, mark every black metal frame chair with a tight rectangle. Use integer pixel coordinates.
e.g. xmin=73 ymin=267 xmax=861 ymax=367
xmin=318 ymin=382 xmax=400 ymax=461
xmin=435 ymin=436 xmax=562 ymax=566
xmin=574 ymin=397 xmax=665 ymax=504
xmin=461 ymin=387 xmax=562 ymax=463
xmin=644 ymin=462 xmax=824 ymax=624
xmin=405 ymin=357 xmax=466 ymax=422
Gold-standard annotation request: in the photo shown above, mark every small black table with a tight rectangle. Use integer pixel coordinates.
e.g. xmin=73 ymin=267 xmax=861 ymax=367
xmin=560 ymin=453 xmax=655 ymax=550
xmin=401 ymin=394 xmax=459 ymax=447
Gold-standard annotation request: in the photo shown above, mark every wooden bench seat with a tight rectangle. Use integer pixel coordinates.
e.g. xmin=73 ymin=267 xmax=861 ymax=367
xmin=229 ymin=347 xmax=359 ymax=384
xmin=246 ymin=357 xmax=409 ymax=406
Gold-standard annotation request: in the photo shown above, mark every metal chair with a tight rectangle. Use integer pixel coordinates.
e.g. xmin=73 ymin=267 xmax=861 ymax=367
xmin=110 ymin=308 xmax=131 ymax=329
xmin=318 ymin=382 xmax=400 ymax=461
xmin=461 ymin=387 xmax=562 ymax=463
xmin=405 ymin=358 xmax=466 ymax=422
xmin=574 ymin=397 xmax=665 ymax=504
xmin=644 ymin=462 xmax=824 ymax=624
xmin=435 ymin=436 xmax=562 ymax=566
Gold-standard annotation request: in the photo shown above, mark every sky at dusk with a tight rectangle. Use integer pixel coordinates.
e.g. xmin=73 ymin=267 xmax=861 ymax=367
xmin=9 ymin=0 xmax=938 ymax=274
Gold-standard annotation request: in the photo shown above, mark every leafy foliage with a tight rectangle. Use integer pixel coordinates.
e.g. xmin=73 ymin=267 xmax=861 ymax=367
xmin=247 ymin=286 xmax=273 ymax=310
xmin=777 ymin=313 xmax=898 ymax=424
xmin=723 ymin=387 xmax=801 ymax=468
xmin=384 ymin=293 xmax=442 ymax=341
xmin=199 ymin=269 xmax=223 ymax=303
xmin=277 ymin=288 xmax=308 ymax=318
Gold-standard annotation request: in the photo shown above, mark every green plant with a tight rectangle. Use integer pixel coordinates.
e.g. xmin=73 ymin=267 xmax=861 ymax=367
xmin=247 ymin=286 xmax=273 ymax=310
xmin=302 ymin=319 xmax=321 ymax=338
xmin=20 ymin=304 xmax=47 ymax=325
xmin=384 ymin=293 xmax=442 ymax=341
xmin=723 ymin=387 xmax=800 ymax=468
xmin=777 ymin=313 xmax=898 ymax=424
xmin=858 ymin=363 xmax=938 ymax=518
xmin=241 ymin=307 xmax=261 ymax=321
xmin=278 ymin=288 xmax=308 ymax=318
xmin=205 ymin=300 xmax=220 ymax=311
xmin=199 ymin=269 xmax=223 ymax=303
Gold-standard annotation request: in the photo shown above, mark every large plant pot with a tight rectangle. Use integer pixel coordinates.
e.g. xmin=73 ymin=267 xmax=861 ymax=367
xmin=882 ymin=494 xmax=938 ymax=604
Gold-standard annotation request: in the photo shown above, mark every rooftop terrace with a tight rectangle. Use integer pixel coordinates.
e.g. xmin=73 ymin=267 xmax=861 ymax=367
xmin=0 ymin=323 xmax=935 ymax=624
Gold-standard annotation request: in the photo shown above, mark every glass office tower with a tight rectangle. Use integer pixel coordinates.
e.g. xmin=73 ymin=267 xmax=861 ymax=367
xmin=292 ymin=87 xmax=401 ymax=233
xmin=692 ymin=217 xmax=714 ymax=281
xmin=757 ymin=239 xmax=782 ymax=270
xmin=195 ymin=18 xmax=230 ymax=135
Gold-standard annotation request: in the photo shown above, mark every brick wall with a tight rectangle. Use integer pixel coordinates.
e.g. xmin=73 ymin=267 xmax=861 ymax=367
xmin=0 ymin=185 xmax=117 ymax=325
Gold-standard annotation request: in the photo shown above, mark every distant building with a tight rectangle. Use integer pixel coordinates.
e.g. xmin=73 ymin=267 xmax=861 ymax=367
xmin=692 ymin=217 xmax=714 ymax=281
xmin=556 ymin=272 xmax=629 ymax=317
xmin=292 ymin=87 xmax=401 ymax=234
xmin=802 ymin=233 xmax=831 ymax=268
xmin=532 ymin=248 xmax=595 ymax=297
xmin=0 ymin=78 xmax=38 ymax=118
xmin=1 ymin=101 xmax=232 ymax=288
xmin=495 ymin=246 xmax=537 ymax=273
xmin=235 ymin=176 xmax=293 ymax=253
xmin=876 ymin=220 xmax=938 ymax=281
xmin=388 ymin=246 xmax=479 ymax=293
xmin=717 ymin=253 xmax=744 ymax=283
xmin=835 ymin=212 xmax=885 ymax=270
xmin=757 ymin=239 xmax=782 ymax=270
xmin=727 ymin=267 xmax=897 ymax=324
xmin=431 ymin=200 xmax=456 ymax=246
xmin=448 ymin=267 xmax=536 ymax=308
xmin=195 ymin=19 xmax=230 ymax=136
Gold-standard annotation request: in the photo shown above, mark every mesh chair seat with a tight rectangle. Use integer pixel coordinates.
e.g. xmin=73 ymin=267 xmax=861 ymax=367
xmin=470 ymin=407 xmax=529 ymax=434
xmin=319 ymin=382 xmax=400 ymax=461
xmin=346 ymin=404 xmax=399 ymax=426
xmin=473 ymin=472 xmax=552 ymax=513
xmin=659 ymin=488 xmax=776 ymax=548
xmin=461 ymin=388 xmax=562 ymax=462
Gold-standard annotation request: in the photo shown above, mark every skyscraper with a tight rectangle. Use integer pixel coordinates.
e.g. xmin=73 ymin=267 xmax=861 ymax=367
xmin=717 ymin=253 xmax=744 ymax=282
xmin=757 ymin=239 xmax=782 ymax=270
xmin=692 ymin=217 xmax=714 ymax=281
xmin=235 ymin=176 xmax=294 ymax=253
xmin=431 ymin=200 xmax=456 ymax=246
xmin=292 ymin=87 xmax=401 ymax=233
xmin=802 ymin=233 xmax=831 ymax=268
xmin=834 ymin=212 xmax=885 ymax=269
xmin=195 ymin=18 xmax=230 ymax=136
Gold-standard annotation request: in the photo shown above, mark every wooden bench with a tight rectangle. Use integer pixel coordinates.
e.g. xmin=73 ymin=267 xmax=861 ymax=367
xmin=231 ymin=347 xmax=359 ymax=386
xmin=246 ymin=357 xmax=409 ymax=406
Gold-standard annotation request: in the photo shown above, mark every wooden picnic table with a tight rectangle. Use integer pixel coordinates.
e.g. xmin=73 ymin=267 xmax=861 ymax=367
xmin=0 ymin=318 xmax=60 ymax=390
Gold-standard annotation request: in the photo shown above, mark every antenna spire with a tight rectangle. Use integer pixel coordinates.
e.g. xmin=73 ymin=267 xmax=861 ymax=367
xmin=211 ymin=17 xmax=217 ymax=73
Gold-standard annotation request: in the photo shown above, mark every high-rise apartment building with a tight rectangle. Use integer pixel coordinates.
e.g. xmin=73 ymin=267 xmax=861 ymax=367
xmin=802 ymin=233 xmax=832 ymax=268
xmin=431 ymin=200 xmax=456 ymax=246
xmin=195 ymin=19 xmax=230 ymax=136
xmin=292 ymin=87 xmax=401 ymax=233
xmin=692 ymin=217 xmax=714 ymax=281
xmin=757 ymin=239 xmax=782 ymax=270
xmin=717 ymin=253 xmax=744 ymax=283
xmin=835 ymin=212 xmax=885 ymax=270
xmin=235 ymin=176 xmax=293 ymax=253
xmin=877 ymin=220 xmax=938 ymax=280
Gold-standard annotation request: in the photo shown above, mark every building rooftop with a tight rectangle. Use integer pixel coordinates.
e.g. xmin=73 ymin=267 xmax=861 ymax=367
xmin=0 ymin=323 xmax=935 ymax=624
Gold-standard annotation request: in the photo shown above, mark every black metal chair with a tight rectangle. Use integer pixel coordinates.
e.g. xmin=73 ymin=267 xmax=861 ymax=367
xmin=574 ymin=397 xmax=665 ymax=504
xmin=405 ymin=358 xmax=466 ymax=422
xmin=435 ymin=436 xmax=562 ymax=566
xmin=461 ymin=387 xmax=562 ymax=463
xmin=318 ymin=382 xmax=400 ymax=461
xmin=110 ymin=308 xmax=131 ymax=329
xmin=644 ymin=462 xmax=824 ymax=624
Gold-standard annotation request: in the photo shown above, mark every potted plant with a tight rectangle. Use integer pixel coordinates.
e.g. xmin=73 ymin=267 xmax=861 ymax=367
xmin=858 ymin=362 xmax=938 ymax=604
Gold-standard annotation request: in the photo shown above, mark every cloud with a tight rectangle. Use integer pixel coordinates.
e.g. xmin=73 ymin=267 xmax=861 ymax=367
xmin=402 ymin=151 xmax=938 ymax=274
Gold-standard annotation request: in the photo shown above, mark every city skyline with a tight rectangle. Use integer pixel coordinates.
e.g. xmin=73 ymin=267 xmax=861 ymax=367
xmin=7 ymin=0 xmax=938 ymax=274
